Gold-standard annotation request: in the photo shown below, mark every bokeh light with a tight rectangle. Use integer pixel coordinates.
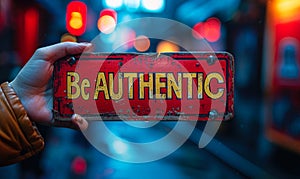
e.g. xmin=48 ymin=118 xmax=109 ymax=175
xmin=98 ymin=9 xmax=117 ymax=34
xmin=69 ymin=12 xmax=83 ymax=30
xmin=124 ymin=0 xmax=140 ymax=11
xmin=103 ymin=0 xmax=123 ymax=9
xmin=156 ymin=41 xmax=180 ymax=53
xmin=134 ymin=35 xmax=150 ymax=52
xmin=192 ymin=22 xmax=205 ymax=39
xmin=98 ymin=15 xmax=117 ymax=34
xmin=71 ymin=156 xmax=87 ymax=175
xmin=60 ymin=33 xmax=77 ymax=42
xmin=141 ymin=0 xmax=165 ymax=12
xmin=192 ymin=17 xmax=221 ymax=42
xmin=205 ymin=17 xmax=221 ymax=42
xmin=66 ymin=1 xmax=87 ymax=36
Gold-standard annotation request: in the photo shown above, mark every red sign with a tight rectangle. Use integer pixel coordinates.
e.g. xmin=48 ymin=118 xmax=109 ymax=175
xmin=53 ymin=52 xmax=234 ymax=121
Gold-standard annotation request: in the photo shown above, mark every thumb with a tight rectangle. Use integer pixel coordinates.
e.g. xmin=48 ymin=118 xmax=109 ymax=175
xmin=33 ymin=42 xmax=93 ymax=64
xmin=71 ymin=114 xmax=89 ymax=131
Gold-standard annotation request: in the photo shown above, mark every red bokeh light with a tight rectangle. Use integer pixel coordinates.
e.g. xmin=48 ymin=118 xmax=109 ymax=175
xmin=193 ymin=17 xmax=221 ymax=42
xmin=98 ymin=8 xmax=117 ymax=34
xmin=66 ymin=1 xmax=87 ymax=36
xmin=71 ymin=156 xmax=87 ymax=175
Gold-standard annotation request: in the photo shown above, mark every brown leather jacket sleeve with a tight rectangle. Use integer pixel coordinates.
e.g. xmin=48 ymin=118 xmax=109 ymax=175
xmin=0 ymin=82 xmax=44 ymax=166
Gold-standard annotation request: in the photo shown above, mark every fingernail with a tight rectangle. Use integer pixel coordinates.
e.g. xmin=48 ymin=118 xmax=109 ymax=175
xmin=72 ymin=114 xmax=88 ymax=130
xmin=83 ymin=44 xmax=94 ymax=52
xmin=80 ymin=42 xmax=92 ymax=46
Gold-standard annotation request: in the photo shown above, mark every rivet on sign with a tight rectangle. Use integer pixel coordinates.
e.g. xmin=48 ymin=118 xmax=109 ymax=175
xmin=207 ymin=55 xmax=217 ymax=65
xmin=67 ymin=102 xmax=74 ymax=109
xmin=209 ymin=110 xmax=218 ymax=120
xmin=68 ymin=56 xmax=77 ymax=66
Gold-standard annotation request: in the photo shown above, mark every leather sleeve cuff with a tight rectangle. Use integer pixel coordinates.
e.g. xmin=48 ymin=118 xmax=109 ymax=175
xmin=0 ymin=82 xmax=44 ymax=166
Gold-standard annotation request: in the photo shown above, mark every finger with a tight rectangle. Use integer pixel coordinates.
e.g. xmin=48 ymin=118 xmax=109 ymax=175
xmin=71 ymin=114 xmax=89 ymax=131
xmin=33 ymin=42 xmax=92 ymax=64
xmin=52 ymin=120 xmax=80 ymax=130
xmin=83 ymin=43 xmax=94 ymax=52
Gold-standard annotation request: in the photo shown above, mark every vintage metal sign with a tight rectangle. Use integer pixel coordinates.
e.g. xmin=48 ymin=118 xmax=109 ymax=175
xmin=53 ymin=52 xmax=234 ymax=121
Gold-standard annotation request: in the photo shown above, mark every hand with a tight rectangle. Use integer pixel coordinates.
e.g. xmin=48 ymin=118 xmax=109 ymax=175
xmin=10 ymin=42 xmax=91 ymax=130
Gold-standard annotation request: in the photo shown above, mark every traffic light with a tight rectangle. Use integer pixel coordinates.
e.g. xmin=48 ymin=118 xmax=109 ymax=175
xmin=66 ymin=1 xmax=87 ymax=36
xmin=97 ymin=9 xmax=117 ymax=34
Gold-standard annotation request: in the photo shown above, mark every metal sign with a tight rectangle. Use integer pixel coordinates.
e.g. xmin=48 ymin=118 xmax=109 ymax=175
xmin=53 ymin=52 xmax=234 ymax=121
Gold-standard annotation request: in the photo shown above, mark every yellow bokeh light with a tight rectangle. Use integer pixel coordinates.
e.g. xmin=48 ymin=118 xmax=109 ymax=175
xmin=134 ymin=35 xmax=150 ymax=52
xmin=98 ymin=15 xmax=116 ymax=34
xmin=156 ymin=41 xmax=179 ymax=53
xmin=272 ymin=0 xmax=300 ymax=22
xmin=60 ymin=33 xmax=77 ymax=42
xmin=69 ymin=12 xmax=83 ymax=29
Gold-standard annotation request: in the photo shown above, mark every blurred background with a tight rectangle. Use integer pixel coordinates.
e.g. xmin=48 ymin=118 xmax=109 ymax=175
xmin=1 ymin=0 xmax=300 ymax=178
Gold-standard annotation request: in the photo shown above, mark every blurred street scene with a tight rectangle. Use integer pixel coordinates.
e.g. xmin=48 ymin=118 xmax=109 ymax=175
xmin=1 ymin=0 xmax=300 ymax=178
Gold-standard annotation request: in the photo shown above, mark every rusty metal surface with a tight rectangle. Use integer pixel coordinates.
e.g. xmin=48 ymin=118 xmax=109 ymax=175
xmin=53 ymin=52 xmax=234 ymax=121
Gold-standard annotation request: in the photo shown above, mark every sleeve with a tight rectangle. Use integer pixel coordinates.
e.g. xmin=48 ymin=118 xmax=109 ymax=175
xmin=0 ymin=82 xmax=44 ymax=166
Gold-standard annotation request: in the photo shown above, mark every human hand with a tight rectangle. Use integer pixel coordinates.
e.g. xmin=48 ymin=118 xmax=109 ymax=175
xmin=10 ymin=42 xmax=92 ymax=130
